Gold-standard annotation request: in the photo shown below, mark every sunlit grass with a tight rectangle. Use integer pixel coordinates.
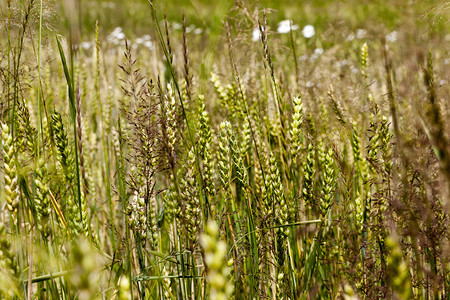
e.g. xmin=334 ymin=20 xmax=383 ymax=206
xmin=0 ymin=0 xmax=449 ymax=299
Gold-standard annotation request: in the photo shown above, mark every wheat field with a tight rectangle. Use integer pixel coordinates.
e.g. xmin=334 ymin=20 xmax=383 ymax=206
xmin=0 ymin=0 xmax=449 ymax=299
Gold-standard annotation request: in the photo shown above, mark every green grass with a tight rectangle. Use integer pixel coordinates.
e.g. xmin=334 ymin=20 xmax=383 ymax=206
xmin=0 ymin=0 xmax=449 ymax=299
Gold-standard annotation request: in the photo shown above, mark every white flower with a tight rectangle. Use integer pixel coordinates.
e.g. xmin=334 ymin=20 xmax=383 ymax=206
xmin=299 ymin=54 xmax=308 ymax=61
xmin=143 ymin=41 xmax=154 ymax=50
xmin=277 ymin=20 xmax=299 ymax=34
xmin=81 ymin=42 xmax=92 ymax=50
xmin=194 ymin=28 xmax=203 ymax=35
xmin=356 ymin=29 xmax=367 ymax=39
xmin=186 ymin=24 xmax=196 ymax=33
xmin=115 ymin=32 xmax=125 ymax=40
xmin=314 ymin=48 xmax=324 ymax=55
xmin=302 ymin=25 xmax=315 ymax=38
xmin=310 ymin=48 xmax=324 ymax=62
xmin=136 ymin=35 xmax=151 ymax=45
xmin=346 ymin=33 xmax=355 ymax=42
xmin=111 ymin=27 xmax=125 ymax=39
xmin=107 ymin=27 xmax=125 ymax=44
xmin=172 ymin=22 xmax=182 ymax=30
xmin=385 ymin=31 xmax=398 ymax=43
xmin=252 ymin=27 xmax=261 ymax=42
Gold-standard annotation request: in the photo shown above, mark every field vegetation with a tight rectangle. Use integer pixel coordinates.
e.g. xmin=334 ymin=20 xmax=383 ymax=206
xmin=0 ymin=0 xmax=449 ymax=299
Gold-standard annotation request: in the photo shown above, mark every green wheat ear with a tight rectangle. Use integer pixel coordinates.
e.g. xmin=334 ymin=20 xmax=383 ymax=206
xmin=227 ymin=123 xmax=248 ymax=188
xmin=118 ymin=276 xmax=132 ymax=300
xmin=68 ymin=238 xmax=104 ymax=298
xmin=302 ymin=143 xmax=315 ymax=211
xmin=35 ymin=157 xmax=51 ymax=238
xmin=218 ymin=121 xmax=232 ymax=189
xmin=51 ymin=111 xmax=85 ymax=237
xmin=386 ymin=237 xmax=412 ymax=299
xmin=126 ymin=190 xmax=148 ymax=241
xmin=1 ymin=122 xmax=19 ymax=228
xmin=0 ymin=222 xmax=20 ymax=295
xmin=361 ymin=42 xmax=368 ymax=78
xmin=51 ymin=111 xmax=75 ymax=183
xmin=210 ymin=72 xmax=229 ymax=108
xmin=289 ymin=94 xmax=304 ymax=159
xmin=198 ymin=95 xmax=215 ymax=197
xmin=201 ymin=220 xmax=234 ymax=300
xmin=179 ymin=148 xmax=201 ymax=244
xmin=320 ymin=148 xmax=336 ymax=216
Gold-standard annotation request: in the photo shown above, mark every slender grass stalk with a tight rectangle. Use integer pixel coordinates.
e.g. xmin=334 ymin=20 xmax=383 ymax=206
xmin=94 ymin=20 xmax=115 ymax=250
xmin=7 ymin=0 xmax=11 ymax=118
xmin=147 ymin=0 xmax=209 ymax=223
xmin=115 ymin=118 xmax=133 ymax=299
xmin=36 ymin=0 xmax=44 ymax=150
xmin=0 ymin=2 xmax=448 ymax=299
xmin=56 ymin=36 xmax=83 ymax=232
